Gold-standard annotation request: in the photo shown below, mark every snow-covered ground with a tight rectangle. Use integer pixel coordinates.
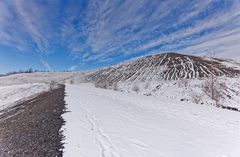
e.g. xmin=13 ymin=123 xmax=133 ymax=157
xmin=0 ymin=72 xmax=82 ymax=86
xmin=0 ymin=72 xmax=85 ymax=111
xmin=0 ymin=71 xmax=240 ymax=157
xmin=118 ymin=76 xmax=240 ymax=109
xmin=0 ymin=83 xmax=50 ymax=111
xmin=63 ymin=84 xmax=240 ymax=157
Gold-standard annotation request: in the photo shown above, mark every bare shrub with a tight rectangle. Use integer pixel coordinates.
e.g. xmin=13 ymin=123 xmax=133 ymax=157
xmin=132 ymin=85 xmax=140 ymax=93
xmin=191 ymin=92 xmax=203 ymax=104
xmin=113 ymin=83 xmax=119 ymax=91
xmin=202 ymin=77 xmax=225 ymax=106
xmin=70 ymin=80 xmax=74 ymax=84
xmin=50 ymin=81 xmax=57 ymax=90
xmin=95 ymin=81 xmax=103 ymax=88
xmin=95 ymin=81 xmax=108 ymax=89
xmin=178 ymin=79 xmax=188 ymax=88
xmin=144 ymin=83 xmax=150 ymax=89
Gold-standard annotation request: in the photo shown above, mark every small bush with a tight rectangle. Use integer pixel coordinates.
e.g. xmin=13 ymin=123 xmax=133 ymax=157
xmin=191 ymin=93 xmax=203 ymax=104
xmin=113 ymin=84 xmax=119 ymax=91
xmin=132 ymin=85 xmax=140 ymax=93
xmin=70 ymin=80 xmax=74 ymax=84
xmin=178 ymin=79 xmax=188 ymax=88
xmin=50 ymin=81 xmax=57 ymax=90
xmin=144 ymin=83 xmax=150 ymax=89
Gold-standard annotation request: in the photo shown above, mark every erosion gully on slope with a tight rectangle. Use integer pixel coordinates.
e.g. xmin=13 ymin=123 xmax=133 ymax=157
xmin=0 ymin=85 xmax=66 ymax=157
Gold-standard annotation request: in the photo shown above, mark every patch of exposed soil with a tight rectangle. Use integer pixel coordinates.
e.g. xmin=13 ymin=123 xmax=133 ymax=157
xmin=0 ymin=85 xmax=66 ymax=157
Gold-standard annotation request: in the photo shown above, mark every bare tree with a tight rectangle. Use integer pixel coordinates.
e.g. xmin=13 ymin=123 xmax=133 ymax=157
xmin=203 ymin=50 xmax=224 ymax=106
xmin=202 ymin=78 xmax=222 ymax=106
xmin=209 ymin=51 xmax=215 ymax=100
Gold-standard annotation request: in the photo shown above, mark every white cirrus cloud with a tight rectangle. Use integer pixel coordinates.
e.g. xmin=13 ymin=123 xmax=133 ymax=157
xmin=0 ymin=0 xmax=239 ymax=65
xmin=40 ymin=59 xmax=51 ymax=71
xmin=68 ymin=65 xmax=78 ymax=71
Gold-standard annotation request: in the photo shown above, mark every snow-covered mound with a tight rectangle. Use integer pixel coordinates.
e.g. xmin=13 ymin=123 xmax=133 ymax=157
xmin=86 ymin=53 xmax=240 ymax=88
xmin=83 ymin=52 xmax=240 ymax=109
xmin=1 ymin=53 xmax=239 ymax=89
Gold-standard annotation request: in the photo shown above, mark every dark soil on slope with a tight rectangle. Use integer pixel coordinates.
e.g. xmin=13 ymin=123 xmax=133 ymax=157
xmin=0 ymin=85 xmax=66 ymax=157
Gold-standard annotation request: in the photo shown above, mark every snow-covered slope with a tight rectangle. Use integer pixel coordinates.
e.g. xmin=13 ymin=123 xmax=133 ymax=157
xmin=83 ymin=52 xmax=240 ymax=109
xmin=63 ymin=84 xmax=240 ymax=157
xmin=1 ymin=52 xmax=240 ymax=109
xmin=0 ymin=72 xmax=88 ymax=86
xmin=0 ymin=83 xmax=50 ymax=111
xmin=1 ymin=53 xmax=239 ymax=88
xmin=0 ymin=71 xmax=88 ymax=111
xmin=86 ymin=53 xmax=240 ymax=88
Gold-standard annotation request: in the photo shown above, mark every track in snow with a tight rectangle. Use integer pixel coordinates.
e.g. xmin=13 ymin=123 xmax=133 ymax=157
xmin=85 ymin=108 xmax=120 ymax=157
xmin=63 ymin=84 xmax=240 ymax=157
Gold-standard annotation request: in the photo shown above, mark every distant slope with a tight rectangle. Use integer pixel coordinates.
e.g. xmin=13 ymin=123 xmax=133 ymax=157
xmin=85 ymin=52 xmax=240 ymax=88
xmin=0 ymin=72 xmax=84 ymax=86
xmin=1 ymin=53 xmax=239 ymax=88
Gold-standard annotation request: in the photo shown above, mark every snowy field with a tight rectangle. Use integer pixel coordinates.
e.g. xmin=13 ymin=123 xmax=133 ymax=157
xmin=0 ymin=83 xmax=50 ymax=111
xmin=63 ymin=84 xmax=240 ymax=157
xmin=0 ymin=73 xmax=240 ymax=157
xmin=117 ymin=76 xmax=240 ymax=109
xmin=0 ymin=72 xmax=82 ymax=86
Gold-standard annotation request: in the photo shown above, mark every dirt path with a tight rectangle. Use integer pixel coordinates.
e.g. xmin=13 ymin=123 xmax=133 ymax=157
xmin=0 ymin=85 xmax=66 ymax=157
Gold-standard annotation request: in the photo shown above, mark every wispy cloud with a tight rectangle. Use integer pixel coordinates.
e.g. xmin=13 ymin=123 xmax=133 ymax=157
xmin=68 ymin=65 xmax=78 ymax=71
xmin=0 ymin=1 xmax=30 ymax=51
xmin=0 ymin=0 xmax=60 ymax=53
xmin=16 ymin=0 xmax=64 ymax=54
xmin=62 ymin=0 xmax=240 ymax=62
xmin=40 ymin=60 xmax=51 ymax=71
xmin=0 ymin=0 xmax=240 ymax=66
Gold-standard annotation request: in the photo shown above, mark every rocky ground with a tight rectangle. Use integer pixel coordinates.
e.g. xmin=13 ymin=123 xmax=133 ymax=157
xmin=0 ymin=85 xmax=66 ymax=157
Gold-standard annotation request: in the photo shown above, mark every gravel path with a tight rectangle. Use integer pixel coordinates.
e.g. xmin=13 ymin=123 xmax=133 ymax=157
xmin=0 ymin=85 xmax=66 ymax=157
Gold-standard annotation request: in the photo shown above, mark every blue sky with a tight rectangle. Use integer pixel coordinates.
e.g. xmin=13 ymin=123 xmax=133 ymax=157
xmin=0 ymin=0 xmax=240 ymax=73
